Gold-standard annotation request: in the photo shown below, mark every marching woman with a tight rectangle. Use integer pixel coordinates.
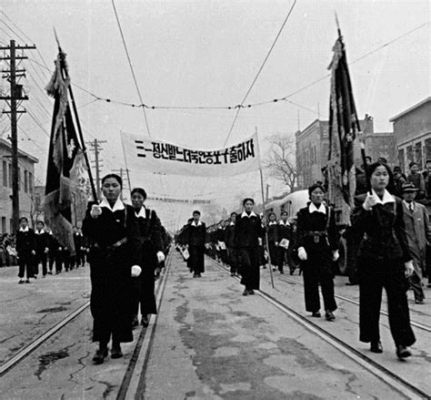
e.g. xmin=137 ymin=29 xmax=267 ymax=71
xmin=296 ymin=183 xmax=339 ymax=321
xmin=267 ymin=212 xmax=279 ymax=272
xmin=185 ymin=211 xmax=206 ymax=278
xmin=130 ymin=187 xmax=165 ymax=327
xmin=277 ymin=210 xmax=292 ymax=275
xmin=351 ymin=162 xmax=416 ymax=359
xmin=83 ymin=174 xmax=142 ymax=364
xmin=235 ymin=198 xmax=264 ymax=296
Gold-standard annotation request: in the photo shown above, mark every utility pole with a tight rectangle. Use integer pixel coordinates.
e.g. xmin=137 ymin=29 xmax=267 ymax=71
xmin=0 ymin=40 xmax=35 ymax=233
xmin=112 ymin=168 xmax=131 ymax=200
xmin=265 ymin=183 xmax=270 ymax=202
xmin=87 ymin=139 xmax=107 ymax=198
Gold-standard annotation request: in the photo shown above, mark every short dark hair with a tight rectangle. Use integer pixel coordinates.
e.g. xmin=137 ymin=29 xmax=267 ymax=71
xmin=367 ymin=162 xmax=394 ymax=189
xmin=19 ymin=217 xmax=28 ymax=223
xmin=230 ymin=212 xmax=237 ymax=217
xmin=131 ymin=187 xmax=147 ymax=200
xmin=36 ymin=220 xmax=44 ymax=226
xmin=409 ymin=161 xmax=419 ymax=168
xmin=192 ymin=210 xmax=201 ymax=215
xmin=101 ymin=174 xmax=122 ymax=188
xmin=242 ymin=197 xmax=255 ymax=206
xmin=308 ymin=182 xmax=325 ymax=197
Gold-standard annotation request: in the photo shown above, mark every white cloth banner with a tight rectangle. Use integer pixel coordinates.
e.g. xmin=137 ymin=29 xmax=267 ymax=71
xmin=121 ymin=132 xmax=261 ymax=177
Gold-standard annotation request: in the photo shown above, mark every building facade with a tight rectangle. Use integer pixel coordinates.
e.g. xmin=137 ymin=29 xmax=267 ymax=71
xmin=390 ymin=97 xmax=431 ymax=173
xmin=0 ymin=139 xmax=38 ymax=233
xmin=296 ymin=114 xmax=396 ymax=189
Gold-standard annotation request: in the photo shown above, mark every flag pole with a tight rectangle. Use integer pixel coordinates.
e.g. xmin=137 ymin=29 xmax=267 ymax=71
xmin=334 ymin=16 xmax=370 ymax=194
xmin=256 ymin=129 xmax=275 ymax=289
xmin=54 ymin=29 xmax=98 ymax=202
xmin=120 ymin=130 xmax=133 ymax=195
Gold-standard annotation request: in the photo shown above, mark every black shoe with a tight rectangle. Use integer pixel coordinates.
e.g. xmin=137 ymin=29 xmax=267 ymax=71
xmin=311 ymin=311 xmax=321 ymax=318
xmin=231 ymin=273 xmax=235 ymax=277
xmin=325 ymin=310 xmax=335 ymax=321
xmin=248 ymin=289 xmax=255 ymax=295
xmin=193 ymin=273 xmax=198 ymax=278
xmin=47 ymin=271 xmax=53 ymax=275
xmin=415 ymin=299 xmax=424 ymax=304
xmin=396 ymin=345 xmax=411 ymax=360
xmin=370 ymin=341 xmax=383 ymax=353
xmin=92 ymin=348 xmax=108 ymax=364
xmin=290 ymin=269 xmax=294 ymax=275
xmin=111 ymin=346 xmax=123 ymax=359
xmin=18 ymin=279 xmax=24 ymax=284
xmin=25 ymin=279 xmax=31 ymax=283
xmin=141 ymin=315 xmax=149 ymax=327
xmin=242 ymin=289 xmax=249 ymax=296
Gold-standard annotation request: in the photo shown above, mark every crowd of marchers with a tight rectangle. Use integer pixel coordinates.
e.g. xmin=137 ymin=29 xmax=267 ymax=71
xmin=176 ymin=159 xmax=431 ymax=361
xmin=15 ymin=218 xmax=88 ymax=283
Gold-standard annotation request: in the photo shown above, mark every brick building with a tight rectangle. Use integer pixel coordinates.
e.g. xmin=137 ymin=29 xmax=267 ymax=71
xmin=296 ymin=114 xmax=396 ymax=189
xmin=0 ymin=139 xmax=38 ymax=233
xmin=390 ymin=97 xmax=431 ymax=173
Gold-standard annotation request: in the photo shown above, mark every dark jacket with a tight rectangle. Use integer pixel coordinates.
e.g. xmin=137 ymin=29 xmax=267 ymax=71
xmin=224 ymin=223 xmax=236 ymax=248
xmin=16 ymin=228 xmax=36 ymax=258
xmin=267 ymin=223 xmax=279 ymax=243
xmin=296 ymin=204 xmax=338 ymax=252
xmin=351 ymin=194 xmax=411 ymax=262
xmin=278 ymin=221 xmax=292 ymax=241
xmin=185 ymin=223 xmax=206 ymax=247
xmin=234 ymin=213 xmax=263 ymax=248
xmin=34 ymin=230 xmax=49 ymax=254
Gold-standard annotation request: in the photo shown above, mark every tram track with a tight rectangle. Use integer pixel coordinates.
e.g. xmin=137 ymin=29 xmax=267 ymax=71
xmin=210 ymin=257 xmax=431 ymax=400
xmin=277 ymin=274 xmax=431 ymax=333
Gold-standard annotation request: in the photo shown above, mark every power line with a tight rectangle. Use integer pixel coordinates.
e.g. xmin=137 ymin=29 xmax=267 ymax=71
xmin=111 ymin=0 xmax=152 ymax=137
xmin=222 ymin=0 xmax=298 ymax=146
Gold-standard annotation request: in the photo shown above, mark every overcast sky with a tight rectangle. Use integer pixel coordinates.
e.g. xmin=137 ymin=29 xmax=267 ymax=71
xmin=0 ymin=0 xmax=429 ymax=229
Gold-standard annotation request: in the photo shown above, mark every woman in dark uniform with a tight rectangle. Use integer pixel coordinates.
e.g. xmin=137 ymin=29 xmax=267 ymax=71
xmin=185 ymin=210 xmax=206 ymax=278
xmin=130 ymin=187 xmax=165 ymax=327
xmin=235 ymin=198 xmax=263 ymax=296
xmin=83 ymin=174 xmax=141 ymax=364
xmin=277 ymin=210 xmax=292 ymax=275
xmin=351 ymin=162 xmax=415 ymax=359
xmin=296 ymin=183 xmax=339 ymax=321
xmin=267 ymin=212 xmax=279 ymax=273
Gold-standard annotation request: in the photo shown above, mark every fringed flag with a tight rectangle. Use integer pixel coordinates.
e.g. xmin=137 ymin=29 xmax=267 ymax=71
xmin=44 ymin=51 xmax=89 ymax=254
xmin=327 ymin=35 xmax=359 ymax=213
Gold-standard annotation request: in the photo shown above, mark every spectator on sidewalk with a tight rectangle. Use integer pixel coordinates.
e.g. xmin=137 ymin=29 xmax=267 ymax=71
xmin=16 ymin=217 xmax=36 ymax=284
xmin=401 ymin=183 xmax=431 ymax=304
xmin=407 ymin=162 xmax=425 ymax=201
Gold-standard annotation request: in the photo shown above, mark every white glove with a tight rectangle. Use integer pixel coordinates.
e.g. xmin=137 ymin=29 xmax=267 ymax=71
xmin=298 ymin=247 xmax=308 ymax=261
xmin=157 ymin=251 xmax=165 ymax=263
xmin=362 ymin=193 xmax=377 ymax=211
xmin=90 ymin=204 xmax=102 ymax=218
xmin=332 ymin=250 xmax=340 ymax=262
xmin=404 ymin=260 xmax=414 ymax=278
xmin=131 ymin=265 xmax=142 ymax=277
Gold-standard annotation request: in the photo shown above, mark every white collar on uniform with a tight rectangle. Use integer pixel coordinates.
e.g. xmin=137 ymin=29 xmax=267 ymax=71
xmin=279 ymin=220 xmax=290 ymax=226
xmin=372 ymin=189 xmax=395 ymax=205
xmin=35 ymin=229 xmax=45 ymax=235
xmin=135 ymin=206 xmax=147 ymax=218
xmin=99 ymin=198 xmax=125 ymax=212
xmin=269 ymin=221 xmax=277 ymax=225
xmin=241 ymin=211 xmax=257 ymax=218
xmin=309 ymin=203 xmax=326 ymax=214
xmin=191 ymin=220 xmax=202 ymax=226
xmin=19 ymin=226 xmax=29 ymax=232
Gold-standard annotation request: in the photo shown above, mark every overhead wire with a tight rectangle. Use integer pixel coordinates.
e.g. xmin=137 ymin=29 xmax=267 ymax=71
xmin=110 ymin=0 xmax=152 ymax=137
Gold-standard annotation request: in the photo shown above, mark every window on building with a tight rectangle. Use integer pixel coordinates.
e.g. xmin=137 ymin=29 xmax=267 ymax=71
xmin=24 ymin=170 xmax=28 ymax=193
xmin=415 ymin=142 xmax=423 ymax=169
xmin=2 ymin=161 xmax=7 ymax=187
xmin=406 ymin=145 xmax=414 ymax=167
xmin=398 ymin=148 xmax=405 ymax=173
xmin=8 ymin=164 xmax=12 ymax=188
xmin=29 ymin=172 xmax=33 ymax=194
xmin=424 ymin=138 xmax=431 ymax=164
xmin=1 ymin=217 xmax=6 ymax=234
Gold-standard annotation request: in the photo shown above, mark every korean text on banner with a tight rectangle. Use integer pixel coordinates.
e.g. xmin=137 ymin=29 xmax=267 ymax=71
xmin=121 ymin=132 xmax=261 ymax=177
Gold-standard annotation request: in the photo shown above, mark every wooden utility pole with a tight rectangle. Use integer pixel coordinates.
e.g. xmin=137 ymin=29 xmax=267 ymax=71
xmin=112 ymin=168 xmax=131 ymax=199
xmin=87 ymin=139 xmax=107 ymax=198
xmin=0 ymin=40 xmax=35 ymax=233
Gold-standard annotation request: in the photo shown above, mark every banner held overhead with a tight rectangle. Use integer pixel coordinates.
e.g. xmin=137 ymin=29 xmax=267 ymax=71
xmin=121 ymin=132 xmax=261 ymax=177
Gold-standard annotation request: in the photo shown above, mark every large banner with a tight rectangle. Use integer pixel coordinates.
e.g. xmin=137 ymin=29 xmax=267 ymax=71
xmin=121 ymin=132 xmax=261 ymax=177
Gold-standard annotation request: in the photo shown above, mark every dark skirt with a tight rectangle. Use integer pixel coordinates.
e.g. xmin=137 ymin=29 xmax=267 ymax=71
xmin=238 ymin=247 xmax=260 ymax=290
xmin=189 ymin=245 xmax=205 ymax=273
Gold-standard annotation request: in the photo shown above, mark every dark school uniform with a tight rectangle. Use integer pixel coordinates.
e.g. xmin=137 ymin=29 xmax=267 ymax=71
xmin=83 ymin=199 xmax=141 ymax=344
xmin=224 ymin=222 xmax=238 ymax=275
xmin=34 ymin=229 xmax=49 ymax=276
xmin=351 ymin=191 xmax=415 ymax=347
xmin=234 ymin=212 xmax=264 ymax=290
xmin=267 ymin=222 xmax=279 ymax=268
xmin=16 ymin=227 xmax=36 ymax=280
xmin=296 ymin=203 xmax=338 ymax=313
xmin=185 ymin=221 xmax=206 ymax=274
xmin=277 ymin=220 xmax=293 ymax=273
xmin=133 ymin=206 xmax=164 ymax=317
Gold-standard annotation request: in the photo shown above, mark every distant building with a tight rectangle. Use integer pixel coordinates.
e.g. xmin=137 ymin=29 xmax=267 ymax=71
xmin=33 ymin=185 xmax=45 ymax=222
xmin=295 ymin=114 xmax=396 ymax=189
xmin=0 ymin=139 xmax=38 ymax=233
xmin=390 ymin=97 xmax=431 ymax=173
